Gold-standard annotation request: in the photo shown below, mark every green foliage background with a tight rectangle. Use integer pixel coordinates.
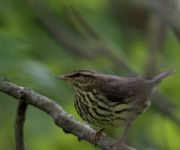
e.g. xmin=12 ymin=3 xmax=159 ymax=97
xmin=0 ymin=0 xmax=179 ymax=150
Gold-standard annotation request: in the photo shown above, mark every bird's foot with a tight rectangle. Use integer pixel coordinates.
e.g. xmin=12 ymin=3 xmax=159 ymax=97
xmin=92 ymin=128 xmax=105 ymax=146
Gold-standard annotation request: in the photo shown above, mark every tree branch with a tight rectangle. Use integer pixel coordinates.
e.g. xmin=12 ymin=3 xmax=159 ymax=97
xmin=0 ymin=78 xmax=135 ymax=150
xmin=15 ymin=102 xmax=28 ymax=150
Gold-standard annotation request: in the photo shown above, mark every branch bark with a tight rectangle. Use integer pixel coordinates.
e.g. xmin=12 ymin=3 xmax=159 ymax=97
xmin=0 ymin=78 xmax=135 ymax=150
xmin=15 ymin=102 xmax=28 ymax=150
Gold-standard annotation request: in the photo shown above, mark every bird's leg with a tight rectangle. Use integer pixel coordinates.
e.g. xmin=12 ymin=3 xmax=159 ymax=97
xmin=92 ymin=128 xmax=105 ymax=145
xmin=118 ymin=121 xmax=132 ymax=144
xmin=111 ymin=122 xmax=132 ymax=149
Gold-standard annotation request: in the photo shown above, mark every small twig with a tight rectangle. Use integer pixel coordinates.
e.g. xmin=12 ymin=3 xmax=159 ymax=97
xmin=15 ymin=102 xmax=28 ymax=150
xmin=0 ymin=79 xmax=135 ymax=150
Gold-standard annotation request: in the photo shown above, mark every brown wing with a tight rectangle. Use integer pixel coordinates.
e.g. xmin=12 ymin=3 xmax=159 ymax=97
xmin=97 ymin=76 xmax=145 ymax=103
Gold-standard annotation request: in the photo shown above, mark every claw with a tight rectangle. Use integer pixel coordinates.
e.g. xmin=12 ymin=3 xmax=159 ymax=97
xmin=92 ymin=128 xmax=105 ymax=146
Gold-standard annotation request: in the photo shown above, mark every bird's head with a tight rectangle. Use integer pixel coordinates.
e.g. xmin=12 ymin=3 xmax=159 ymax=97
xmin=57 ymin=70 xmax=99 ymax=87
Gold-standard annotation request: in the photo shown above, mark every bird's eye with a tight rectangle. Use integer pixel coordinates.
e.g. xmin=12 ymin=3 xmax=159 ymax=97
xmin=74 ymin=73 xmax=81 ymax=77
xmin=69 ymin=72 xmax=81 ymax=78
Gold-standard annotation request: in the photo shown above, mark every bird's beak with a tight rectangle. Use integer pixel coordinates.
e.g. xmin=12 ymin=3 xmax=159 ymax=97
xmin=56 ymin=75 xmax=70 ymax=81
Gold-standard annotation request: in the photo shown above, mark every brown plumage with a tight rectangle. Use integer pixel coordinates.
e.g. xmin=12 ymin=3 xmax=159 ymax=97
xmin=58 ymin=70 xmax=172 ymax=146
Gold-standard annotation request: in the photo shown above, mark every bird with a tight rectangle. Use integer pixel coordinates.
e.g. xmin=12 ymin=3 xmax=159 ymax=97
xmin=57 ymin=69 xmax=172 ymax=147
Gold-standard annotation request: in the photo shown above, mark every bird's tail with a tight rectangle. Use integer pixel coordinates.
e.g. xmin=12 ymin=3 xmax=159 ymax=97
xmin=149 ymin=71 xmax=174 ymax=86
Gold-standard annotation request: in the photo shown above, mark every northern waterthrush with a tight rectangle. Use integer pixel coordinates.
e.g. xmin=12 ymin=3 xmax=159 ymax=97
xmin=58 ymin=70 xmax=171 ymax=147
